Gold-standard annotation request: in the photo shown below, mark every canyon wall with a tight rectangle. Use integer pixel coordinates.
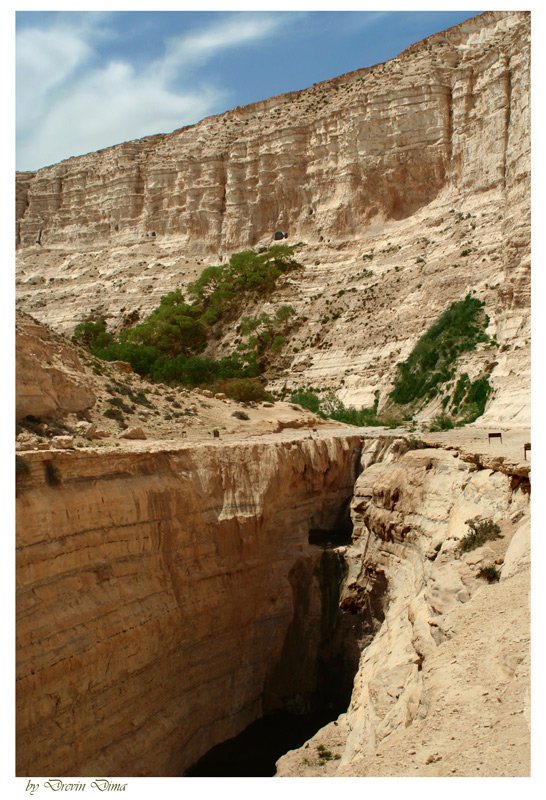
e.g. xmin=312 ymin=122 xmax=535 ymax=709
xmin=15 ymin=11 xmax=528 ymax=258
xmin=16 ymin=435 xmax=361 ymax=777
xmin=14 ymin=11 xmax=530 ymax=422
xmin=277 ymin=437 xmax=531 ymax=776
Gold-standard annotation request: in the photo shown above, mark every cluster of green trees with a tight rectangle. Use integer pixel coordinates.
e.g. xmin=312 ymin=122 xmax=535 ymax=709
xmin=289 ymin=388 xmax=389 ymax=426
xmin=389 ymin=295 xmax=489 ymax=406
xmin=290 ymin=294 xmax=492 ymax=429
xmin=73 ymin=245 xmax=302 ymax=388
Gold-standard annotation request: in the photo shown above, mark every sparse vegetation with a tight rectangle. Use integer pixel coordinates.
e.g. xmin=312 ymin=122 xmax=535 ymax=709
xmin=231 ymin=410 xmax=250 ymax=420
xmin=389 ymin=295 xmax=490 ymax=414
xmin=477 ymin=564 xmax=501 ymax=582
xmin=459 ymin=518 xmax=502 ymax=554
xmin=429 ymin=413 xmax=455 ymax=432
xmin=316 ymin=744 xmax=341 ymax=764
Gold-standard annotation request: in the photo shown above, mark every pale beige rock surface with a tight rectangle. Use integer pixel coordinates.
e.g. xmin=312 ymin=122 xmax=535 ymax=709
xmin=276 ymin=438 xmax=530 ymax=777
xmin=16 ymin=310 xmax=96 ymax=421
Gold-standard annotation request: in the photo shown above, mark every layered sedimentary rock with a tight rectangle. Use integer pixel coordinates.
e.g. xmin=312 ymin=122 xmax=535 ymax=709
xmin=16 ymin=310 xmax=96 ymax=421
xmin=15 ymin=12 xmax=529 ymax=256
xmin=14 ymin=12 xmax=530 ymax=423
xmin=277 ymin=437 xmax=530 ymax=776
xmin=16 ymin=435 xmax=361 ymax=777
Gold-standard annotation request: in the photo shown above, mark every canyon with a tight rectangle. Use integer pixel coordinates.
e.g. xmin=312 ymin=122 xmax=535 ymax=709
xmin=15 ymin=10 xmax=531 ymax=780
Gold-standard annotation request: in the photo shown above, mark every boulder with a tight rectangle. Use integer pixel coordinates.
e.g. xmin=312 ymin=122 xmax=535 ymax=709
xmin=120 ymin=427 xmax=147 ymax=440
xmin=51 ymin=436 xmax=75 ymax=449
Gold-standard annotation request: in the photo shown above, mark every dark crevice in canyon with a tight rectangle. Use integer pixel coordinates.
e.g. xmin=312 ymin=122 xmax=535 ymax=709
xmin=185 ymin=518 xmax=372 ymax=777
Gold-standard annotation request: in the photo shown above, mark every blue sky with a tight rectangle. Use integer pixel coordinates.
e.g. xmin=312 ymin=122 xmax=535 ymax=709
xmin=16 ymin=8 xmax=484 ymax=172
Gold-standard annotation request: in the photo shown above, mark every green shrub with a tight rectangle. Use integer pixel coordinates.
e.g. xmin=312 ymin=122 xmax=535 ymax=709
xmin=232 ymin=410 xmax=250 ymax=420
xmin=459 ymin=518 xmax=502 ymax=553
xmin=219 ymin=378 xmax=271 ymax=403
xmin=103 ymin=408 xmax=127 ymax=427
xmin=477 ymin=564 xmax=501 ymax=582
xmin=429 ymin=413 xmax=454 ymax=432
xmin=390 ymin=295 xmax=489 ymax=407
xmin=316 ymin=744 xmax=341 ymax=764
xmin=290 ymin=388 xmax=321 ymax=415
xmin=107 ymin=397 xmax=133 ymax=414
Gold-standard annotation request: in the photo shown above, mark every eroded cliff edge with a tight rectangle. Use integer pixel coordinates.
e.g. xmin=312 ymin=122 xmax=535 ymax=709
xmin=16 ymin=435 xmax=361 ymax=777
xmin=276 ymin=437 xmax=530 ymax=777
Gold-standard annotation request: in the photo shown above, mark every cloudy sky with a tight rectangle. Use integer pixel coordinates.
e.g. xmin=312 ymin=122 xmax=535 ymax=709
xmin=16 ymin=7 xmax=483 ymax=172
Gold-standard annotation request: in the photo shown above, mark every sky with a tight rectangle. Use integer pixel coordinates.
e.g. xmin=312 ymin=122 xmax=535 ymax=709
xmin=15 ymin=6 xmax=486 ymax=172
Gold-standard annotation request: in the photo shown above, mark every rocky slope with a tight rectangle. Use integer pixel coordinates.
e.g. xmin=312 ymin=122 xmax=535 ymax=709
xmin=15 ymin=11 xmax=530 ymax=424
xmin=276 ymin=436 xmax=530 ymax=776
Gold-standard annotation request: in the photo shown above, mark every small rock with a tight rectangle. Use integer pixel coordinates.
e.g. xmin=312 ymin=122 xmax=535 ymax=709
xmin=120 ymin=427 xmax=146 ymax=440
xmin=111 ymin=360 xmax=133 ymax=374
xmin=262 ymin=402 xmax=274 ymax=407
xmin=75 ymin=421 xmax=94 ymax=435
xmin=425 ymin=753 xmax=442 ymax=764
xmin=214 ymin=393 xmax=227 ymax=400
xmin=51 ymin=436 xmax=74 ymax=449
xmin=202 ymin=389 xmax=213 ymax=398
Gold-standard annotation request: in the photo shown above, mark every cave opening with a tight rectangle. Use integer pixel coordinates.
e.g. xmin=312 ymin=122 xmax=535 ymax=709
xmin=185 ymin=512 xmax=369 ymax=778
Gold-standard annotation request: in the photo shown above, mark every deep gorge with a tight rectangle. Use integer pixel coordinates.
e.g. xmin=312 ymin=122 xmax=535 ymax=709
xmin=16 ymin=431 xmax=531 ymax=777
xmin=16 ymin=434 xmax=364 ymax=777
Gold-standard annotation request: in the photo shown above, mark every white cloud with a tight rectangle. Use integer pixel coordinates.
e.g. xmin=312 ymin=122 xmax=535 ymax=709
xmin=16 ymin=26 xmax=92 ymax=133
xmin=16 ymin=12 xmax=301 ymax=171
xmin=158 ymin=13 xmax=297 ymax=81
xmin=17 ymin=59 xmax=225 ymax=169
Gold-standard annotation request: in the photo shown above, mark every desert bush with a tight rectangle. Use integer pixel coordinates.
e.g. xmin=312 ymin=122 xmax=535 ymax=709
xmin=477 ymin=564 xmax=501 ymax=582
xmin=459 ymin=518 xmax=501 ymax=553
xmin=107 ymin=397 xmax=134 ymax=414
xmin=232 ymin=410 xmax=250 ymax=420
xmin=103 ymin=408 xmax=127 ymax=427
xmin=219 ymin=378 xmax=271 ymax=403
xmin=429 ymin=413 xmax=454 ymax=432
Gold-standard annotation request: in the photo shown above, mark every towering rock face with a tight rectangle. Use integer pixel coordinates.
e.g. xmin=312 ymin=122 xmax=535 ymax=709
xmin=16 ymin=11 xmax=528 ymax=258
xmin=16 ymin=436 xmax=361 ymax=777
xmin=14 ymin=11 xmax=530 ymax=423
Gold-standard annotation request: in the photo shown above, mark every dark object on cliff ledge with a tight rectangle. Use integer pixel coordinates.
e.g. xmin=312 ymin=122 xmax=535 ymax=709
xmin=274 ymin=231 xmax=288 ymax=240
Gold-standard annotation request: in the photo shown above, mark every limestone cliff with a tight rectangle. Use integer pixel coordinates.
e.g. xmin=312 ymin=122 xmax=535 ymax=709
xmin=276 ymin=437 xmax=530 ymax=776
xmin=16 ymin=310 xmax=96 ymax=421
xmin=15 ymin=11 xmax=531 ymax=424
xmin=16 ymin=435 xmax=361 ymax=776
